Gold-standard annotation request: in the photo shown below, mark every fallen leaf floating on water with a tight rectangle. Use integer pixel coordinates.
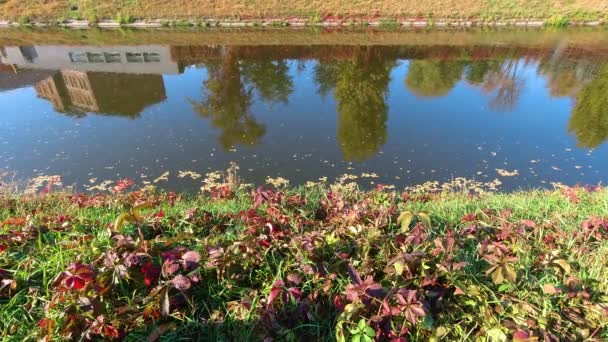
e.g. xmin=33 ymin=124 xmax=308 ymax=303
xmin=85 ymin=180 xmax=113 ymax=192
xmin=177 ymin=171 xmax=202 ymax=180
xmin=495 ymin=169 xmax=519 ymax=177
xmin=266 ymin=177 xmax=290 ymax=188
xmin=153 ymin=172 xmax=170 ymax=183
xmin=361 ymin=173 xmax=379 ymax=178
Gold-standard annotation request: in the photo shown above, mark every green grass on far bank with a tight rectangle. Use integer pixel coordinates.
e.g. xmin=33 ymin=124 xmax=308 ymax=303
xmin=0 ymin=175 xmax=607 ymax=341
xmin=0 ymin=0 xmax=607 ymax=24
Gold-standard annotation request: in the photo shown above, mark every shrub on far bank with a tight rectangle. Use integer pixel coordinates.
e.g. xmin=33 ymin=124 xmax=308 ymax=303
xmin=115 ymin=13 xmax=136 ymax=25
xmin=17 ymin=15 xmax=29 ymax=25
xmin=545 ymin=14 xmax=570 ymax=27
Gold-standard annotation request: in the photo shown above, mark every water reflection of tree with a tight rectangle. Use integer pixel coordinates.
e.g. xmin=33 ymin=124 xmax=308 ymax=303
xmin=465 ymin=61 xmax=503 ymax=86
xmin=537 ymin=60 xmax=581 ymax=98
xmin=461 ymin=59 xmax=526 ymax=111
xmin=405 ymin=60 xmax=466 ymax=97
xmin=536 ymin=57 xmax=601 ymax=98
xmin=191 ymin=48 xmax=266 ymax=149
xmin=314 ymin=49 xmax=393 ymax=162
xmin=482 ymin=60 xmax=527 ymax=111
xmin=241 ymin=60 xmax=293 ymax=105
xmin=314 ymin=62 xmax=339 ymax=99
xmin=568 ymin=64 xmax=608 ymax=148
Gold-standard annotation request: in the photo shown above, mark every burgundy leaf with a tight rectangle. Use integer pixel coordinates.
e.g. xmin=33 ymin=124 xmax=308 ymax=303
xmin=162 ymin=259 xmax=179 ymax=278
xmin=142 ymin=262 xmax=161 ymax=287
xmin=171 ymin=275 xmax=192 ymax=291
xmin=513 ymin=330 xmax=530 ymax=342
xmin=287 ymin=287 xmax=302 ymax=301
xmin=286 ymin=273 xmax=302 ymax=286
xmin=268 ymin=287 xmax=282 ymax=305
xmin=181 ymin=251 xmax=201 ymax=270
xmin=346 ymin=264 xmax=363 ymax=285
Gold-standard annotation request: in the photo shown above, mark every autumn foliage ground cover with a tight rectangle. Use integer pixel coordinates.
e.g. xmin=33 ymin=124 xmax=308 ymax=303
xmin=0 ymin=173 xmax=607 ymax=341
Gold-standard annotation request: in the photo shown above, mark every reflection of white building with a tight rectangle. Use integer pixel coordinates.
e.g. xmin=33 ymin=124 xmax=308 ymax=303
xmin=0 ymin=45 xmax=180 ymax=74
xmin=33 ymin=69 xmax=167 ymax=117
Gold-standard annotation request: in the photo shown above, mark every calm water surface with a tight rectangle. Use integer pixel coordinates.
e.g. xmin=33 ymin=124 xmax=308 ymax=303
xmin=1 ymin=29 xmax=607 ymax=191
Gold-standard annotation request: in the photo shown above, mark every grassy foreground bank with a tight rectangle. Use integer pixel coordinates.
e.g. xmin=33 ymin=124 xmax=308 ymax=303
xmin=1 ymin=0 xmax=607 ymax=24
xmin=1 ymin=175 xmax=607 ymax=341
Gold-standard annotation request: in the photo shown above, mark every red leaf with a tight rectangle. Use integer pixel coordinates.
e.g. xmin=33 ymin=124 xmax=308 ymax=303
xmin=38 ymin=319 xmax=50 ymax=328
xmin=258 ymin=239 xmax=271 ymax=248
xmin=513 ymin=330 xmax=530 ymax=342
xmin=102 ymin=325 xmax=120 ymax=339
xmin=66 ymin=276 xmax=86 ymax=290
xmin=268 ymin=286 xmax=282 ymax=305
xmin=142 ymin=262 xmax=161 ymax=287
xmin=521 ymin=219 xmax=536 ymax=228
xmin=561 ymin=188 xmax=580 ymax=204
xmin=69 ymin=263 xmax=94 ymax=281
xmin=461 ymin=213 xmax=476 ymax=222
xmin=344 ymin=284 xmax=359 ymax=302
xmin=1 ymin=217 xmax=26 ymax=228
xmin=110 ymin=178 xmax=134 ymax=194
xmin=287 ymin=287 xmax=302 ymax=301
xmin=333 ymin=295 xmax=346 ymax=312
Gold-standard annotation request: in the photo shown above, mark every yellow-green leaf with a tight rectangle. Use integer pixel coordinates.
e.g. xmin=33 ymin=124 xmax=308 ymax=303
xmin=335 ymin=321 xmax=346 ymax=342
xmin=418 ymin=212 xmax=432 ymax=230
xmin=131 ymin=202 xmax=152 ymax=221
xmin=503 ymin=265 xmax=517 ymax=282
xmin=436 ymin=326 xmax=448 ymax=337
xmin=393 ymin=260 xmax=405 ymax=275
xmin=113 ymin=212 xmax=134 ymax=231
xmin=397 ymin=211 xmax=414 ymax=233
xmin=551 ymin=259 xmax=571 ymax=275
xmin=486 ymin=327 xmax=507 ymax=342
xmin=491 ymin=269 xmax=504 ymax=285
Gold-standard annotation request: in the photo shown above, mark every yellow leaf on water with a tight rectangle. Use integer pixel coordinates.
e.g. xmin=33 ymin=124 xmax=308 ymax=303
xmin=496 ymin=169 xmax=519 ymax=177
